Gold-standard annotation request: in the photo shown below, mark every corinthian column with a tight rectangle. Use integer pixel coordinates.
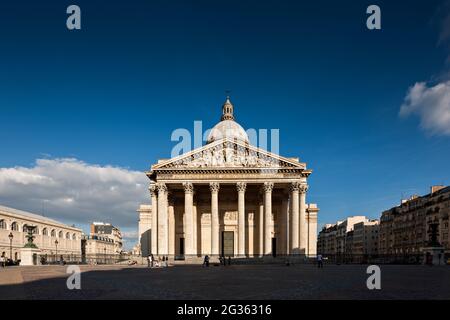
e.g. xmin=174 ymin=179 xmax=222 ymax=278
xmin=149 ymin=184 xmax=158 ymax=255
xmin=290 ymin=182 xmax=300 ymax=253
xmin=237 ymin=182 xmax=247 ymax=257
xmin=183 ymin=182 xmax=194 ymax=257
xmin=168 ymin=193 xmax=175 ymax=257
xmin=258 ymin=190 xmax=264 ymax=257
xmin=299 ymin=184 xmax=309 ymax=254
xmin=210 ymin=182 xmax=220 ymax=257
xmin=157 ymin=182 xmax=168 ymax=255
xmin=193 ymin=198 xmax=198 ymax=256
xmin=263 ymin=182 xmax=274 ymax=255
xmin=281 ymin=195 xmax=289 ymax=255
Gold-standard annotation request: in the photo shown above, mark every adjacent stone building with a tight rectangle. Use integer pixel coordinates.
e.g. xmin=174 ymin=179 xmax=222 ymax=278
xmin=90 ymin=222 xmax=123 ymax=254
xmin=317 ymin=223 xmax=338 ymax=255
xmin=352 ymin=220 xmax=379 ymax=255
xmin=379 ymin=186 xmax=450 ymax=255
xmin=335 ymin=216 xmax=368 ymax=254
xmin=0 ymin=205 xmax=82 ymax=261
xmin=137 ymin=204 xmax=152 ymax=256
xmin=319 ymin=185 xmax=450 ymax=260
xmin=141 ymin=97 xmax=319 ymax=260
xmin=317 ymin=216 xmax=378 ymax=256
xmin=81 ymin=234 xmax=116 ymax=255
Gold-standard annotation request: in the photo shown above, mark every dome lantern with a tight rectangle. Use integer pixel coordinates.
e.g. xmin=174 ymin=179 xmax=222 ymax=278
xmin=221 ymin=96 xmax=235 ymax=121
xmin=206 ymin=96 xmax=249 ymax=144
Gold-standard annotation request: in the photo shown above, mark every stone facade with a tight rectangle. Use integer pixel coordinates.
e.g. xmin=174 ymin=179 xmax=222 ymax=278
xmin=142 ymin=98 xmax=319 ymax=260
xmin=379 ymin=186 xmax=450 ymax=255
xmin=82 ymin=234 xmax=116 ymax=255
xmin=137 ymin=204 xmax=152 ymax=256
xmin=352 ymin=220 xmax=379 ymax=255
xmin=90 ymin=222 xmax=123 ymax=254
xmin=0 ymin=205 xmax=82 ymax=261
xmin=317 ymin=216 xmax=377 ymax=256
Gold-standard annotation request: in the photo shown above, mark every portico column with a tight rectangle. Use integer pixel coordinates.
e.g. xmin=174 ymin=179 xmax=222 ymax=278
xmin=299 ymin=184 xmax=309 ymax=254
xmin=290 ymin=182 xmax=300 ymax=253
xmin=237 ymin=182 xmax=247 ymax=257
xmin=263 ymin=182 xmax=274 ymax=255
xmin=210 ymin=182 xmax=220 ymax=257
xmin=156 ymin=182 xmax=168 ymax=255
xmin=183 ymin=182 xmax=194 ymax=257
xmin=149 ymin=184 xmax=158 ymax=255
xmin=168 ymin=193 xmax=175 ymax=258
xmin=281 ymin=195 xmax=289 ymax=255
xmin=193 ymin=198 xmax=198 ymax=256
xmin=258 ymin=190 xmax=264 ymax=257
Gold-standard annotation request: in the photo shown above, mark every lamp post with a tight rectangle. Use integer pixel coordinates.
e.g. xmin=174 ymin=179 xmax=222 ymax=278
xmin=104 ymin=247 xmax=106 ymax=265
xmin=8 ymin=232 xmax=13 ymax=262
xmin=55 ymin=239 xmax=59 ymax=263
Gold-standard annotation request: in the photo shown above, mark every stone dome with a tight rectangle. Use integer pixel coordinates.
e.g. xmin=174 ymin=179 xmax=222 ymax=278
xmin=206 ymin=97 xmax=249 ymax=144
xmin=207 ymin=119 xmax=249 ymax=144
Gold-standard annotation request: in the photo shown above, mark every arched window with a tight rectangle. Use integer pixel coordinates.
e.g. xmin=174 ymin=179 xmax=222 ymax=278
xmin=0 ymin=220 xmax=6 ymax=229
xmin=58 ymin=231 xmax=63 ymax=238
xmin=23 ymin=224 xmax=28 ymax=232
xmin=11 ymin=222 xmax=18 ymax=231
xmin=51 ymin=229 xmax=56 ymax=237
xmin=42 ymin=228 xmax=48 ymax=236
xmin=66 ymin=232 xmax=70 ymax=239
xmin=72 ymin=233 xmax=77 ymax=240
xmin=33 ymin=227 xmax=39 ymax=235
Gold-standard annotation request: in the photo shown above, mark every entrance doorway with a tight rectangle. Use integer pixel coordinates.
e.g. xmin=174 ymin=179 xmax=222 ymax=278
xmin=222 ymin=231 xmax=234 ymax=257
xmin=179 ymin=238 xmax=185 ymax=256
xmin=272 ymin=238 xmax=277 ymax=257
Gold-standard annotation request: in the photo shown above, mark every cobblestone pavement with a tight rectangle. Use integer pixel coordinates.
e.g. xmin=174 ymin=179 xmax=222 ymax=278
xmin=0 ymin=264 xmax=449 ymax=300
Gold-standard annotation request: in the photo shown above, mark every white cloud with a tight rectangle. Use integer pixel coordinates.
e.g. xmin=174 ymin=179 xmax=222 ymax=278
xmin=0 ymin=158 xmax=149 ymax=235
xmin=399 ymin=81 xmax=450 ymax=136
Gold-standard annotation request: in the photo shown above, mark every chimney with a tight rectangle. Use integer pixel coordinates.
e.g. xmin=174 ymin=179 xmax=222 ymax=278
xmin=431 ymin=185 xmax=445 ymax=194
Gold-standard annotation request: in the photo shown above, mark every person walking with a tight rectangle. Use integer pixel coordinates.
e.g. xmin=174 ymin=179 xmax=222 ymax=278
xmin=203 ymin=255 xmax=210 ymax=267
xmin=0 ymin=252 xmax=5 ymax=268
xmin=147 ymin=255 xmax=151 ymax=267
xmin=317 ymin=254 xmax=323 ymax=268
xmin=150 ymin=254 xmax=154 ymax=268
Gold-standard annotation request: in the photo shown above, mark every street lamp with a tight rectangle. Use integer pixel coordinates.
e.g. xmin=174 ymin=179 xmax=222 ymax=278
xmin=55 ymin=239 xmax=59 ymax=263
xmin=8 ymin=232 xmax=13 ymax=262
xmin=104 ymin=247 xmax=106 ymax=265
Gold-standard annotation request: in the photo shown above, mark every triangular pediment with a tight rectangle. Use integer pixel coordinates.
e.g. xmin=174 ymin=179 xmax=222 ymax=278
xmin=151 ymin=138 xmax=306 ymax=170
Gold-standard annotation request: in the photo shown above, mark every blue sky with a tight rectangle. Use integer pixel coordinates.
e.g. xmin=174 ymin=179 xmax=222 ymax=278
xmin=0 ymin=0 xmax=449 ymax=247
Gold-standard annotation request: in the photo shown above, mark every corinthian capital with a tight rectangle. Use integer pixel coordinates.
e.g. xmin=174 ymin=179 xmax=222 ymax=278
xmin=149 ymin=184 xmax=158 ymax=197
xmin=209 ymin=182 xmax=220 ymax=193
xmin=290 ymin=181 xmax=301 ymax=192
xmin=183 ymin=182 xmax=194 ymax=194
xmin=299 ymin=184 xmax=309 ymax=194
xmin=236 ymin=182 xmax=247 ymax=193
xmin=263 ymin=182 xmax=274 ymax=193
xmin=156 ymin=182 xmax=167 ymax=194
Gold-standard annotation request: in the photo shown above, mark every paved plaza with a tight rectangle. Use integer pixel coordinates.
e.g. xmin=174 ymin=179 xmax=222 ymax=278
xmin=0 ymin=264 xmax=449 ymax=300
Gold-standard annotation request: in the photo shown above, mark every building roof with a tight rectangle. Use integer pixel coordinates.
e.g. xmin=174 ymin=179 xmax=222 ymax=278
xmin=0 ymin=204 xmax=81 ymax=231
